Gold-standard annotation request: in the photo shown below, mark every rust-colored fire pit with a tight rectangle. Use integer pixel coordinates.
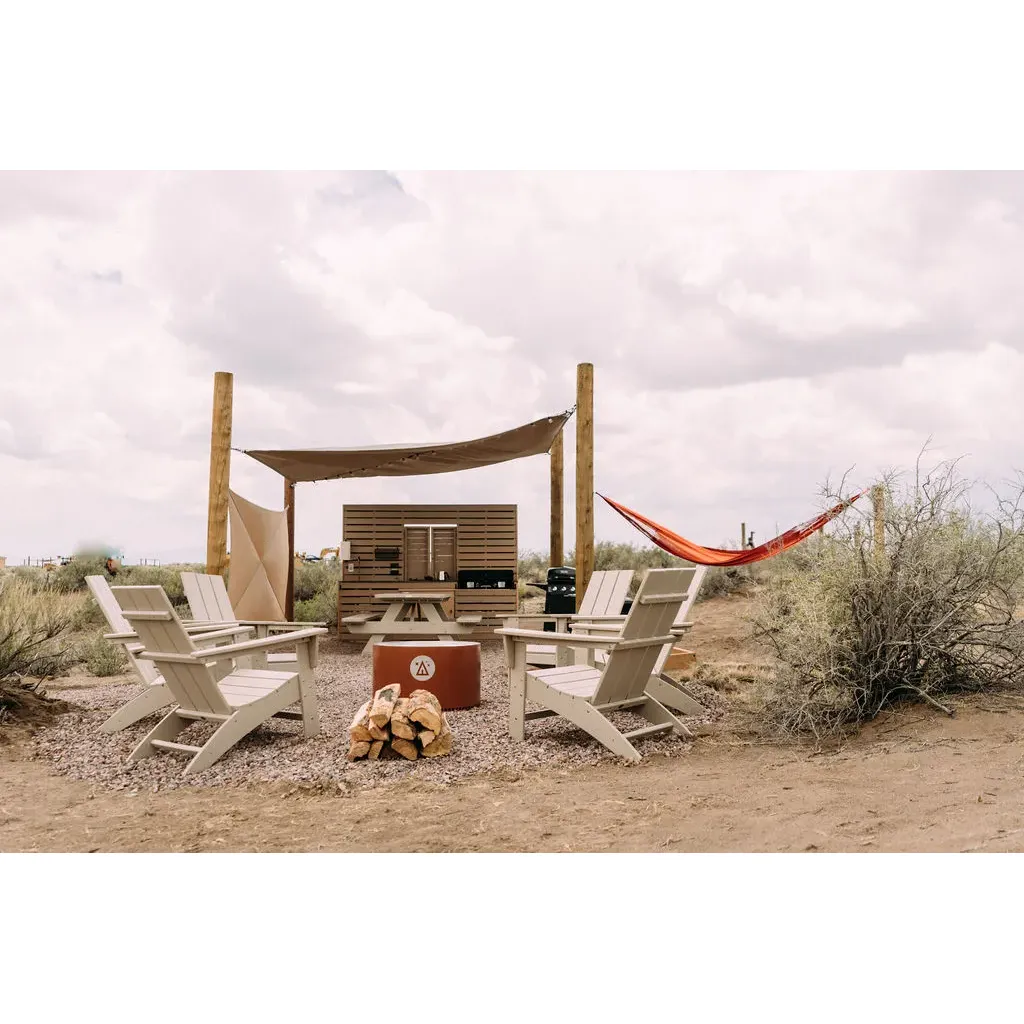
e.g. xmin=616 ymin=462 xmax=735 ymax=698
xmin=372 ymin=641 xmax=481 ymax=711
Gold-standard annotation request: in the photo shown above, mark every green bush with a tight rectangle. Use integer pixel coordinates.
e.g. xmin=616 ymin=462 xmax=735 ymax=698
xmin=294 ymin=561 xmax=343 ymax=603
xmin=81 ymin=634 xmax=128 ymax=677
xmin=294 ymin=590 xmax=337 ymax=627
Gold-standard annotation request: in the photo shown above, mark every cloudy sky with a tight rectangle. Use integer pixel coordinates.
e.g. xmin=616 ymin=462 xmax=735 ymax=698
xmin=3 ymin=170 xmax=1024 ymax=565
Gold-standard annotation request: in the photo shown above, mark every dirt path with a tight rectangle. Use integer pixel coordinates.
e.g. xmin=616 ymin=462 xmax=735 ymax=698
xmin=4 ymin=697 xmax=1024 ymax=852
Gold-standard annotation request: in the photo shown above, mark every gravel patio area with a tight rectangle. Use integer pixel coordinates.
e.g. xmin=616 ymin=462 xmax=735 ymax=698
xmin=31 ymin=640 xmax=722 ymax=792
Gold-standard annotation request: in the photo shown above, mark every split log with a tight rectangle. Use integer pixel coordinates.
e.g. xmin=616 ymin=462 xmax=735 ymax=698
xmin=347 ymin=740 xmax=371 ymax=761
xmin=391 ymin=737 xmax=419 ymax=761
xmin=367 ymin=721 xmax=390 ymax=742
xmin=390 ymin=698 xmax=417 ymax=741
xmin=368 ymin=740 xmax=385 ymax=760
xmin=421 ymin=715 xmax=452 ymax=758
xmin=348 ymin=700 xmax=373 ymax=743
xmin=369 ymin=684 xmax=401 ymax=727
xmin=407 ymin=689 xmax=442 ymax=734
xmin=417 ymin=729 xmax=436 ymax=748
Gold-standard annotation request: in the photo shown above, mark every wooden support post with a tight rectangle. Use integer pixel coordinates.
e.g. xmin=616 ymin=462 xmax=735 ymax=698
xmin=550 ymin=427 xmax=564 ymax=567
xmin=575 ymin=362 xmax=594 ymax=612
xmin=285 ymin=478 xmax=296 ymax=621
xmin=872 ymin=484 xmax=885 ymax=564
xmin=741 ymin=522 xmax=747 ymax=548
xmin=206 ymin=371 xmax=233 ymax=576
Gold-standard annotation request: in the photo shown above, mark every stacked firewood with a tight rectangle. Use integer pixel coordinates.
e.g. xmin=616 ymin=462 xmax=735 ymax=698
xmin=347 ymin=684 xmax=453 ymax=761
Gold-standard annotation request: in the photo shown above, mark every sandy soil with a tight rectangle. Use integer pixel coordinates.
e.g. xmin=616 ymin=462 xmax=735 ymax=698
xmin=4 ymin=593 xmax=1024 ymax=853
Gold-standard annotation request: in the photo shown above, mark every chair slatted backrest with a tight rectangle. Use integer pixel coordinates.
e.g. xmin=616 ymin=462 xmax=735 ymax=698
xmin=592 ymin=568 xmax=691 ymax=705
xmin=86 ymin=575 xmax=160 ymax=686
xmin=578 ymin=570 xmax=634 ymax=618
xmin=649 ymin=563 xmax=706 ymax=675
xmin=111 ymin=586 xmax=231 ymax=716
xmin=181 ymin=572 xmax=236 ymax=623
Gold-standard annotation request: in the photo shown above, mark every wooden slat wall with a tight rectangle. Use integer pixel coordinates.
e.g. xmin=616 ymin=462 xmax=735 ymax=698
xmin=338 ymin=505 xmax=518 ymax=640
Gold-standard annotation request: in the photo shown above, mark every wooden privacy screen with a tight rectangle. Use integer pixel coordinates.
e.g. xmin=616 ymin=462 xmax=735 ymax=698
xmin=227 ymin=489 xmax=289 ymax=621
xmin=339 ymin=505 xmax=518 ymax=638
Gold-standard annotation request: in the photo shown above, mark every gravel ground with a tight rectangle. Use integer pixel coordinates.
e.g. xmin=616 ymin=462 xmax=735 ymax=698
xmin=31 ymin=641 xmax=724 ymax=793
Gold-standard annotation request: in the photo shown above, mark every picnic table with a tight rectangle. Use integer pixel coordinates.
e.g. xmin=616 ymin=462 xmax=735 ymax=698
xmin=342 ymin=592 xmax=482 ymax=655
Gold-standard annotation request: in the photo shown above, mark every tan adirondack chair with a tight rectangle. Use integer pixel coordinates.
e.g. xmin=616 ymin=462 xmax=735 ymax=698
xmin=509 ymin=569 xmax=634 ymax=668
xmin=496 ymin=568 xmax=693 ymax=761
xmin=86 ymin=575 xmax=254 ymax=734
xmin=182 ymin=571 xmax=324 ymax=641
xmin=571 ymin=564 xmax=710 ymax=716
xmin=111 ymin=585 xmax=326 ymax=775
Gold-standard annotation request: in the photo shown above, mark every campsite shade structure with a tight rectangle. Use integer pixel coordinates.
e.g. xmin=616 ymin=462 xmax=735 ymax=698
xmin=222 ymin=405 xmax=575 ymax=619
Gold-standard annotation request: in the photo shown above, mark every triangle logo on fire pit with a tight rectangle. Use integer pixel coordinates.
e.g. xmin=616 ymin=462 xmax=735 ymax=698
xmin=410 ymin=655 xmax=436 ymax=681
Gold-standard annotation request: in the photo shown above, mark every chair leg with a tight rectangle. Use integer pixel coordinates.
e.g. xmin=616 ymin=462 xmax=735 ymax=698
xmin=295 ymin=643 xmax=321 ymax=738
xmin=128 ymin=709 xmax=189 ymax=762
xmin=646 ymin=674 xmax=707 ymax=718
xmin=184 ymin=693 xmax=289 ymax=775
xmin=505 ymin=638 xmax=528 ymax=740
xmin=100 ymin=684 xmax=174 ymax=734
xmin=635 ymin=693 xmax=694 ymax=739
xmin=536 ymin=686 xmax=642 ymax=762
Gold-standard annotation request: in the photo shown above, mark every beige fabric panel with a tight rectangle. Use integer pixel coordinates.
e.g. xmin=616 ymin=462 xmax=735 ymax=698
xmin=242 ymin=410 xmax=572 ymax=482
xmin=227 ymin=489 xmax=288 ymax=622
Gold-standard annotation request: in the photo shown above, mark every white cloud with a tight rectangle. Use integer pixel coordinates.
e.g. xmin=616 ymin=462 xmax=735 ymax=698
xmin=2 ymin=170 xmax=1024 ymax=565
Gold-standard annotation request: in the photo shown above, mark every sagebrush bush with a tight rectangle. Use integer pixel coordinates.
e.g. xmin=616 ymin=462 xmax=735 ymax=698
xmin=752 ymin=460 xmax=1024 ymax=738
xmin=0 ymin=577 xmax=77 ymax=722
xmin=294 ymin=561 xmax=342 ymax=603
xmin=81 ymin=634 xmax=128 ymax=677
xmin=295 ymin=590 xmax=338 ymax=627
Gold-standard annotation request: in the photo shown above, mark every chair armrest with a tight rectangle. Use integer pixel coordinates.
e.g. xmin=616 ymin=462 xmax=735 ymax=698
xmin=237 ymin=620 xmax=327 ymax=629
xmin=192 ymin=625 xmax=257 ymax=645
xmin=494 ymin=627 xmax=619 ymax=649
xmin=192 ymin=627 xmax=327 ymax=659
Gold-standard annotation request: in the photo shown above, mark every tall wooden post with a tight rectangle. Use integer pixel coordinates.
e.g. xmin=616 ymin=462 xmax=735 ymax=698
xmin=575 ymin=362 xmax=594 ymax=611
xmin=741 ymin=522 xmax=747 ymax=548
xmin=284 ymin=478 xmax=296 ymax=621
xmin=549 ymin=427 xmax=564 ymax=567
xmin=872 ymin=484 xmax=885 ymax=565
xmin=206 ymin=371 xmax=233 ymax=576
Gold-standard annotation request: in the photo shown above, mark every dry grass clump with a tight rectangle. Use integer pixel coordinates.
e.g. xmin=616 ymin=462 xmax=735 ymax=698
xmin=751 ymin=458 xmax=1024 ymax=739
xmin=0 ymin=576 xmax=77 ymax=725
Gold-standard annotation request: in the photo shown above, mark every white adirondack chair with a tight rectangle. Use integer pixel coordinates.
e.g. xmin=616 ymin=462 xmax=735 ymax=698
xmin=111 ymin=585 xmax=326 ymax=775
xmin=85 ymin=575 xmax=254 ymax=734
xmin=570 ymin=565 xmax=710 ymax=717
xmin=496 ymin=568 xmax=693 ymax=762
xmin=182 ymin=571 xmax=326 ymax=671
xmin=510 ymin=569 xmax=634 ymax=668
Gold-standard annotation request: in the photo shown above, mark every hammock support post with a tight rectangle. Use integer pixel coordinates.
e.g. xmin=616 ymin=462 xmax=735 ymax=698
xmin=284 ymin=477 xmax=296 ymax=620
xmin=575 ymin=362 xmax=594 ymax=610
xmin=206 ymin=371 xmax=233 ymax=577
xmin=550 ymin=426 xmax=564 ymax=567
xmin=872 ymin=484 xmax=885 ymax=565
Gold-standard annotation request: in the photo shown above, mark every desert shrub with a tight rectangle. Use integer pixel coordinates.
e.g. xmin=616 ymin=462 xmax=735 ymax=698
xmin=81 ymin=634 xmax=128 ymax=676
xmin=0 ymin=577 xmax=77 ymax=723
xmin=51 ymin=555 xmax=110 ymax=593
xmin=294 ymin=561 xmax=342 ymax=603
xmin=294 ymin=590 xmax=338 ymax=627
xmin=113 ymin=565 xmax=189 ymax=608
xmin=752 ymin=460 xmax=1024 ymax=739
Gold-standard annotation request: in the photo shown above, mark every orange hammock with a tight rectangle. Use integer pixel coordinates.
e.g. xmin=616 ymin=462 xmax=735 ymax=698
xmin=599 ymin=490 xmax=868 ymax=567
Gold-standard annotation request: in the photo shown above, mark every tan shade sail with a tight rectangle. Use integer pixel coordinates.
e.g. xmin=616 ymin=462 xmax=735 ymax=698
xmin=227 ymin=489 xmax=289 ymax=621
xmin=240 ymin=410 xmax=573 ymax=482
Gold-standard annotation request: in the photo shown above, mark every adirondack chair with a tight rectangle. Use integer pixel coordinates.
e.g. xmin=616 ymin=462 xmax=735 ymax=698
xmin=506 ymin=569 xmax=634 ymax=669
xmin=570 ymin=565 xmax=710 ymax=717
xmin=85 ymin=575 xmax=255 ymax=734
xmin=111 ymin=585 xmax=326 ymax=775
xmin=496 ymin=568 xmax=693 ymax=761
xmin=181 ymin=571 xmax=324 ymax=639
